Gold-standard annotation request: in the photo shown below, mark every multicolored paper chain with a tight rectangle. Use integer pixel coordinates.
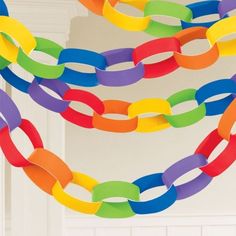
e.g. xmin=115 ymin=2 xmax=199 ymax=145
xmin=1 ymin=0 xmax=236 ymax=131
xmin=1 ymin=0 xmax=236 ymax=218
xmin=1 ymin=77 xmax=236 ymax=218
xmin=78 ymin=0 xmax=234 ymax=36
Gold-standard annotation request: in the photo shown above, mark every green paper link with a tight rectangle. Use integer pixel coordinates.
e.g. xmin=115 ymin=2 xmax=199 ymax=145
xmin=0 ymin=56 xmax=10 ymax=70
xmin=144 ymin=0 xmax=193 ymax=37
xmin=164 ymin=89 xmax=206 ymax=128
xmin=17 ymin=37 xmax=65 ymax=79
xmin=92 ymin=181 xmax=140 ymax=218
xmin=0 ymin=33 xmax=15 ymax=70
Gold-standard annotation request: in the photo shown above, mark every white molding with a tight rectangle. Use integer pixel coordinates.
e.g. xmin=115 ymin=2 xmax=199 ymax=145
xmin=0 ymin=67 xmax=6 ymax=236
xmin=65 ymin=215 xmax=236 ymax=228
xmin=5 ymin=0 xmax=87 ymax=41
xmin=6 ymin=214 xmax=236 ymax=235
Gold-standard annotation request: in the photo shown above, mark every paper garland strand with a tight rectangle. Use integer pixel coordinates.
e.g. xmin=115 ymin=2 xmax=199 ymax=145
xmin=1 ymin=77 xmax=236 ymax=217
xmin=1 ymin=1 xmax=236 ymax=131
xmin=78 ymin=0 xmax=233 ymax=36
xmin=0 ymin=0 xmax=236 ymax=218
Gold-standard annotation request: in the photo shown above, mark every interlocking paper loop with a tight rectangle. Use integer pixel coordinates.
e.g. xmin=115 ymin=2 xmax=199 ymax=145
xmin=61 ymin=89 xmax=105 ymax=128
xmin=24 ymin=148 xmax=73 ymax=194
xmin=52 ymin=172 xmax=102 ymax=214
xmin=128 ymin=98 xmax=172 ymax=132
xmin=133 ymin=37 xmax=181 ymax=78
xmin=162 ymin=154 xmax=212 ymax=200
xmin=92 ymin=181 xmax=140 ymax=218
xmin=0 ymin=119 xmax=43 ymax=167
xmin=93 ymin=100 xmax=138 ymax=133
xmin=164 ymin=89 xmax=206 ymax=128
xmin=103 ymin=0 xmax=151 ymax=31
xmin=174 ymin=27 xmax=219 ymax=69
xmin=129 ymin=173 xmax=177 ymax=214
xmin=195 ymin=129 xmax=236 ymax=177
xmin=144 ymin=0 xmax=193 ymax=37
xmin=17 ymin=37 xmax=64 ymax=79
xmin=0 ymin=16 xmax=36 ymax=62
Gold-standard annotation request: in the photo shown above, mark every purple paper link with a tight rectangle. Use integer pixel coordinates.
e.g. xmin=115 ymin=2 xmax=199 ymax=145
xmin=0 ymin=118 xmax=6 ymax=130
xmin=0 ymin=89 xmax=22 ymax=131
xmin=40 ymin=79 xmax=70 ymax=97
xmin=219 ymin=0 xmax=236 ymax=17
xmin=162 ymin=154 xmax=213 ymax=200
xmin=102 ymin=48 xmax=134 ymax=66
xmin=97 ymin=48 xmax=145 ymax=86
xmin=28 ymin=79 xmax=70 ymax=113
xmin=96 ymin=62 xmax=144 ymax=87
xmin=231 ymin=74 xmax=236 ymax=83
xmin=176 ymin=173 xmax=212 ymax=200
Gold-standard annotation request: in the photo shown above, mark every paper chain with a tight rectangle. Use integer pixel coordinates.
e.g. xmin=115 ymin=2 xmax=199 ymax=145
xmin=1 ymin=77 xmax=236 ymax=218
xmin=78 ymin=0 xmax=234 ymax=36
xmin=1 ymin=0 xmax=236 ymax=217
xmin=1 ymin=0 xmax=236 ymax=131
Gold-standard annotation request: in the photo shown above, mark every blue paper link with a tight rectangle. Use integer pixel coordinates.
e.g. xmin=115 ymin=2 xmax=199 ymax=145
xmin=58 ymin=48 xmax=107 ymax=87
xmin=0 ymin=67 xmax=30 ymax=93
xmin=129 ymin=173 xmax=177 ymax=214
xmin=181 ymin=1 xmax=227 ymax=29
xmin=195 ymin=79 xmax=236 ymax=116
xmin=0 ymin=0 xmax=9 ymax=16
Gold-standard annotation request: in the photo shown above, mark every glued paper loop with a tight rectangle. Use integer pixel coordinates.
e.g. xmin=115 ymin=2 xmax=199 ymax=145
xmin=17 ymin=37 xmax=64 ymax=79
xmin=129 ymin=173 xmax=177 ymax=214
xmin=181 ymin=1 xmax=224 ymax=29
xmin=164 ymin=89 xmax=206 ymax=128
xmin=52 ymin=172 xmax=102 ymax=214
xmin=92 ymin=181 xmax=140 ymax=218
xmin=195 ymin=129 xmax=236 ymax=177
xmin=28 ymin=79 xmax=70 ymax=113
xmin=195 ymin=79 xmax=236 ymax=116
xmin=93 ymin=100 xmax=138 ymax=133
xmin=58 ymin=48 xmax=107 ymax=87
xmin=97 ymin=48 xmax=144 ymax=86
xmin=103 ymin=0 xmax=150 ymax=31
xmin=144 ymin=0 xmax=193 ymax=37
xmin=0 ymin=16 xmax=36 ymax=62
xmin=0 ymin=89 xmax=21 ymax=130
xmin=0 ymin=119 xmax=43 ymax=167
xmin=128 ymin=98 xmax=172 ymax=132
xmin=133 ymin=37 xmax=181 ymax=78
xmin=24 ymin=148 xmax=73 ymax=194
xmin=162 ymin=154 xmax=212 ymax=200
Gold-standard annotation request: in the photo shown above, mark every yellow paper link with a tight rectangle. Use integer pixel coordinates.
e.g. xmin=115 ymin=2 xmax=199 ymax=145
xmin=0 ymin=16 xmax=36 ymax=62
xmin=72 ymin=172 xmax=98 ymax=192
xmin=217 ymin=39 xmax=236 ymax=56
xmin=206 ymin=16 xmax=236 ymax=56
xmin=52 ymin=172 xmax=102 ymax=214
xmin=120 ymin=0 xmax=148 ymax=10
xmin=102 ymin=0 xmax=151 ymax=31
xmin=128 ymin=98 xmax=172 ymax=132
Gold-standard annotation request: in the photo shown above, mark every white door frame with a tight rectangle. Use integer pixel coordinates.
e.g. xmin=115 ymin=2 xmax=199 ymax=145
xmin=2 ymin=1 xmax=87 ymax=235
xmin=0 ymin=80 xmax=6 ymax=236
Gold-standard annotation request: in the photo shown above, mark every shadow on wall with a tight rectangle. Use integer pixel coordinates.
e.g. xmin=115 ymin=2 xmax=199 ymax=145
xmin=68 ymin=13 xmax=153 ymax=50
